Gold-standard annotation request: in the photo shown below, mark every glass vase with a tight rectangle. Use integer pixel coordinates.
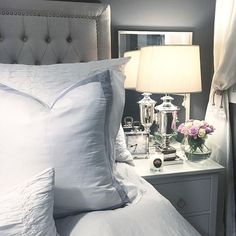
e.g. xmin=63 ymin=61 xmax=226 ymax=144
xmin=181 ymin=136 xmax=211 ymax=162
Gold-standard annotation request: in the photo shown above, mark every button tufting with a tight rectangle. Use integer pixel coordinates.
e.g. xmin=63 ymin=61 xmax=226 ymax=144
xmin=35 ymin=60 xmax=41 ymax=65
xmin=0 ymin=36 xmax=3 ymax=42
xmin=45 ymin=36 xmax=51 ymax=43
xmin=12 ymin=60 xmax=17 ymax=64
xmin=67 ymin=36 xmax=72 ymax=43
xmin=22 ymin=36 xmax=28 ymax=42
xmin=57 ymin=60 xmax=62 ymax=64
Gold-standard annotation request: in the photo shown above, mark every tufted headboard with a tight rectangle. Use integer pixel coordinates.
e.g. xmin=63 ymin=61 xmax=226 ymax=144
xmin=0 ymin=0 xmax=111 ymax=65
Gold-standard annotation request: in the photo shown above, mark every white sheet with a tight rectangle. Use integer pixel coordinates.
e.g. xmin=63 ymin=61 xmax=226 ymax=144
xmin=56 ymin=163 xmax=200 ymax=236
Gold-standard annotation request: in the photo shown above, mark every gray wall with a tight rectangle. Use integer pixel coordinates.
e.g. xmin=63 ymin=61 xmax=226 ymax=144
xmin=100 ymin=0 xmax=216 ymax=121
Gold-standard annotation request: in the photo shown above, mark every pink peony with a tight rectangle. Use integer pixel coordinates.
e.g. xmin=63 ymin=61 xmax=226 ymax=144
xmin=177 ymin=123 xmax=185 ymax=133
xmin=206 ymin=125 xmax=214 ymax=134
xmin=177 ymin=123 xmax=189 ymax=135
xmin=188 ymin=126 xmax=199 ymax=138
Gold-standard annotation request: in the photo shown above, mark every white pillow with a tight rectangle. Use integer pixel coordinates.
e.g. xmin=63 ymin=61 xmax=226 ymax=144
xmin=0 ymin=168 xmax=59 ymax=236
xmin=0 ymin=58 xmax=129 ymax=107
xmin=0 ymin=57 xmax=129 ymax=166
xmin=115 ymin=125 xmax=134 ymax=166
xmin=0 ymin=68 xmax=130 ymax=218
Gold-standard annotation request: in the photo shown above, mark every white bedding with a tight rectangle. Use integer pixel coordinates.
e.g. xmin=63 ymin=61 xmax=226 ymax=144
xmin=56 ymin=163 xmax=200 ymax=236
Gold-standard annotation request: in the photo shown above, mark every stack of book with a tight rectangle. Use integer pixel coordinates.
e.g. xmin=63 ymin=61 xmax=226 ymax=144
xmin=163 ymin=156 xmax=184 ymax=166
xmin=155 ymin=145 xmax=184 ymax=165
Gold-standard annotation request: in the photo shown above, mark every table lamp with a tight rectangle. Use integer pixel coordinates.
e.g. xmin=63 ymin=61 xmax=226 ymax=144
xmin=124 ymin=50 xmax=156 ymax=133
xmin=136 ymin=45 xmax=202 ymax=159
xmin=124 ymin=50 xmax=140 ymax=90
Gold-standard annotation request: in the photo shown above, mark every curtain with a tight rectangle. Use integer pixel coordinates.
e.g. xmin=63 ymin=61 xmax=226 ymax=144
xmin=205 ymin=0 xmax=236 ymax=235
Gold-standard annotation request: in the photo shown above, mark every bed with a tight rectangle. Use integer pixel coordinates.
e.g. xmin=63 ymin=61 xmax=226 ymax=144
xmin=0 ymin=1 xmax=200 ymax=235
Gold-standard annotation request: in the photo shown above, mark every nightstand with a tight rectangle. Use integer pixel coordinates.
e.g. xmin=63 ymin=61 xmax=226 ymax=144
xmin=134 ymin=158 xmax=224 ymax=236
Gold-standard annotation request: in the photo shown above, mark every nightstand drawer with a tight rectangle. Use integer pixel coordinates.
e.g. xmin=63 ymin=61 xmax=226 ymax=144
xmin=150 ymin=177 xmax=211 ymax=214
xmin=186 ymin=214 xmax=209 ymax=236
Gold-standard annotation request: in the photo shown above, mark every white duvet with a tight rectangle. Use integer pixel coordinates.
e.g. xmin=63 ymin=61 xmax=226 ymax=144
xmin=56 ymin=163 xmax=200 ymax=236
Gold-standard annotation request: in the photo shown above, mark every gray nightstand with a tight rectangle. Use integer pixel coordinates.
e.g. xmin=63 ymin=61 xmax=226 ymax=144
xmin=134 ymin=158 xmax=224 ymax=236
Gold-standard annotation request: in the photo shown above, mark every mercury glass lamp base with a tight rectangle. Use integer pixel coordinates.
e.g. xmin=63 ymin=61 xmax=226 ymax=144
xmin=156 ymin=135 xmax=177 ymax=161
xmin=138 ymin=93 xmax=156 ymax=134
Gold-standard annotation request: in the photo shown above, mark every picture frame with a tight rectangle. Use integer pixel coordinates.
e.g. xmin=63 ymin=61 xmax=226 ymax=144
xmin=118 ymin=30 xmax=193 ymax=57
xmin=125 ymin=131 xmax=149 ymax=158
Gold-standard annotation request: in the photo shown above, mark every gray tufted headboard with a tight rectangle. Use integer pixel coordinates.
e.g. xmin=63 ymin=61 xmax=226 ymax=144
xmin=0 ymin=0 xmax=111 ymax=65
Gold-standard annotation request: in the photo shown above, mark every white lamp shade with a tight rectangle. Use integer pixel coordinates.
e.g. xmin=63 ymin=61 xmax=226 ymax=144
xmin=124 ymin=50 xmax=140 ymax=89
xmin=136 ymin=45 xmax=202 ymax=94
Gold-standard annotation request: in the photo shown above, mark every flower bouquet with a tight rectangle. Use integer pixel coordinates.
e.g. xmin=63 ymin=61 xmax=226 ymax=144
xmin=178 ymin=120 xmax=214 ymax=162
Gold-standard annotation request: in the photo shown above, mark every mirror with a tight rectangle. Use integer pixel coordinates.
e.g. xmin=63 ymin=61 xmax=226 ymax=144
xmin=118 ymin=30 xmax=193 ymax=129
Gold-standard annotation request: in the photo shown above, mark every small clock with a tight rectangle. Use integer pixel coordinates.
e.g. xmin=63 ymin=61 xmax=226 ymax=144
xmin=125 ymin=131 xmax=149 ymax=158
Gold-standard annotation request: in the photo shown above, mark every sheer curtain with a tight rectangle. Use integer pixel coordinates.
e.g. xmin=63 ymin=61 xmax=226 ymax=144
xmin=205 ymin=0 xmax=236 ymax=235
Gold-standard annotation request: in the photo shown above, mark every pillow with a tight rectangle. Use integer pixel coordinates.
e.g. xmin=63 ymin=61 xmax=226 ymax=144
xmin=0 ymin=57 xmax=129 ymax=166
xmin=0 ymin=66 xmax=130 ymax=217
xmin=0 ymin=58 xmax=129 ymax=107
xmin=115 ymin=125 xmax=135 ymax=166
xmin=0 ymin=168 xmax=59 ymax=236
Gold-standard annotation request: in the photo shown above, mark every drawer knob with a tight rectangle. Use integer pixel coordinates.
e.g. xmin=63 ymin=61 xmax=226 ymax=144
xmin=177 ymin=198 xmax=186 ymax=209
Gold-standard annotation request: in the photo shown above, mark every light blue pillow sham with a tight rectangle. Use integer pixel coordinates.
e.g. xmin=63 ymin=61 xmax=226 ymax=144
xmin=0 ymin=59 xmax=130 ymax=217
